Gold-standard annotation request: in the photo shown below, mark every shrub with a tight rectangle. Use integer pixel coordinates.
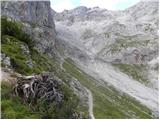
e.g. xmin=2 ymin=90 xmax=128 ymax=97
xmin=1 ymin=17 xmax=33 ymax=47
xmin=1 ymin=35 xmax=33 ymax=75
xmin=10 ymin=58 xmax=33 ymax=75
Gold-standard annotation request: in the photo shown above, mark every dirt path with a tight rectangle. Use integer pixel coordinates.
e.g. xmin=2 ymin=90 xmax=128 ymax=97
xmin=85 ymin=88 xmax=95 ymax=119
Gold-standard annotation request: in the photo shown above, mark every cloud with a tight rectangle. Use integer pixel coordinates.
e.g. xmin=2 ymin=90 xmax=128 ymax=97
xmin=51 ymin=0 xmax=140 ymax=12
xmin=51 ymin=0 xmax=75 ymax=12
xmin=115 ymin=0 xmax=140 ymax=10
xmin=80 ymin=0 xmax=140 ymax=10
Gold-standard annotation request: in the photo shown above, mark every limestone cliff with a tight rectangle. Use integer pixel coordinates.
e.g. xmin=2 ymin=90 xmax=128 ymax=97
xmin=1 ymin=1 xmax=56 ymax=54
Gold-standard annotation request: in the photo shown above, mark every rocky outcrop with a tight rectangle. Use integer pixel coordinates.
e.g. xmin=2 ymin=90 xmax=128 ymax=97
xmin=1 ymin=1 xmax=55 ymax=28
xmin=1 ymin=1 xmax=56 ymax=54
xmin=54 ymin=6 xmax=120 ymax=23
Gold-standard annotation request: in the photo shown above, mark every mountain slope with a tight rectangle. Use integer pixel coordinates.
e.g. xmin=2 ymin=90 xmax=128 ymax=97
xmin=1 ymin=0 xmax=159 ymax=119
xmin=62 ymin=58 xmax=155 ymax=118
xmin=53 ymin=0 xmax=159 ymax=118
xmin=1 ymin=1 xmax=90 ymax=119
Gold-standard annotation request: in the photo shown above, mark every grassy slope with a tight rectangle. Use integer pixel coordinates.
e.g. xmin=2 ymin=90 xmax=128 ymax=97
xmin=63 ymin=58 xmax=153 ymax=119
xmin=1 ymin=81 xmax=40 ymax=119
xmin=1 ymin=17 xmax=88 ymax=119
xmin=113 ymin=64 xmax=149 ymax=84
xmin=1 ymin=17 xmax=154 ymax=119
xmin=1 ymin=35 xmax=89 ymax=118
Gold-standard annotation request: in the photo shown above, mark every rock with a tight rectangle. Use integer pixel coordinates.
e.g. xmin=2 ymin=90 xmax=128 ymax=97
xmin=1 ymin=53 xmax=6 ymax=61
xmin=20 ymin=43 xmax=33 ymax=68
xmin=1 ymin=1 xmax=57 ymax=55
xmin=54 ymin=0 xmax=158 ymax=65
xmin=20 ymin=44 xmax=30 ymax=55
xmin=4 ymin=57 xmax=11 ymax=66
xmin=54 ymin=0 xmax=158 ymax=97
xmin=1 ymin=1 xmax=55 ymax=28
xmin=26 ymin=60 xmax=33 ymax=68
xmin=1 ymin=53 xmax=11 ymax=67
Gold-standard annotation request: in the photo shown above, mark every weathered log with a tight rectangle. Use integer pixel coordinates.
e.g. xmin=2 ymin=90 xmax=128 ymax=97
xmin=13 ymin=72 xmax=64 ymax=107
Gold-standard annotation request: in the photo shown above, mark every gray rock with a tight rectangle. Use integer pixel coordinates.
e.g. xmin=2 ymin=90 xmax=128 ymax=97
xmin=3 ymin=56 xmax=11 ymax=67
xmin=54 ymin=0 xmax=158 ymax=93
xmin=20 ymin=44 xmax=30 ymax=55
xmin=1 ymin=53 xmax=6 ymax=61
xmin=26 ymin=60 xmax=33 ymax=68
xmin=1 ymin=1 xmax=55 ymax=28
xmin=1 ymin=53 xmax=11 ymax=67
xmin=54 ymin=0 xmax=158 ymax=65
xmin=1 ymin=1 xmax=57 ymax=55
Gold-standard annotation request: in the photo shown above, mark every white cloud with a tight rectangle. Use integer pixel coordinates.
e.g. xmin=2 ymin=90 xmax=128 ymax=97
xmin=80 ymin=0 xmax=140 ymax=10
xmin=51 ymin=0 xmax=140 ymax=12
xmin=51 ymin=0 xmax=75 ymax=12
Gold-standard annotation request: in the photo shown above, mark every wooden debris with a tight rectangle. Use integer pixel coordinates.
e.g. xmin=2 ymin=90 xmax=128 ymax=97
xmin=13 ymin=72 xmax=64 ymax=106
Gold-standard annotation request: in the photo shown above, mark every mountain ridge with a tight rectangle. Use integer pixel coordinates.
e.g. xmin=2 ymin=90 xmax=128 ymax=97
xmin=54 ymin=0 xmax=159 ymax=113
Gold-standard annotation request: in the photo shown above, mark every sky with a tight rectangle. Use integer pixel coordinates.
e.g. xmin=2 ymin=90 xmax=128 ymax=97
xmin=51 ymin=0 xmax=141 ymax=12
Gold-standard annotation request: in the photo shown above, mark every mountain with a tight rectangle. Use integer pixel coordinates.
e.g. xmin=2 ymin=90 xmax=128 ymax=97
xmin=1 ymin=1 xmax=89 ymax=119
xmin=54 ymin=0 xmax=159 ymax=116
xmin=54 ymin=0 xmax=158 ymax=88
xmin=1 ymin=1 xmax=56 ymax=54
xmin=1 ymin=0 xmax=159 ymax=119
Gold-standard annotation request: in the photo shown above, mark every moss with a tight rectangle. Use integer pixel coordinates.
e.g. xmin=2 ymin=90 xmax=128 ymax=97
xmin=113 ymin=64 xmax=149 ymax=84
xmin=63 ymin=58 xmax=153 ymax=119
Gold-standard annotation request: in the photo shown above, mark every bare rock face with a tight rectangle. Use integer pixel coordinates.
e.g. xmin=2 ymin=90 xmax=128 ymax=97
xmin=54 ymin=0 xmax=158 ymax=65
xmin=1 ymin=1 xmax=56 ymax=54
xmin=1 ymin=1 xmax=55 ymax=28
xmin=53 ymin=0 xmax=159 ymax=103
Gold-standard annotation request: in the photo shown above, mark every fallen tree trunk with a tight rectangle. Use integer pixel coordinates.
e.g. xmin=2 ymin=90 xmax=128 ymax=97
xmin=13 ymin=72 xmax=64 ymax=107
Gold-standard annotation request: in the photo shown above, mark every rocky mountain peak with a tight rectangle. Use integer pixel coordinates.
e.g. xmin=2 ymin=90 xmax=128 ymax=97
xmin=71 ymin=6 xmax=88 ymax=14
xmin=54 ymin=0 xmax=158 ymax=24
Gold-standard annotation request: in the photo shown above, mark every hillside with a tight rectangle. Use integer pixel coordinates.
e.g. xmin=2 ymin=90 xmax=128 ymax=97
xmin=1 ymin=0 xmax=159 ymax=119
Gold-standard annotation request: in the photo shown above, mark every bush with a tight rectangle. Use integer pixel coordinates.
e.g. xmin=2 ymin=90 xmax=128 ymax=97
xmin=1 ymin=35 xmax=33 ymax=75
xmin=10 ymin=58 xmax=33 ymax=75
xmin=34 ymin=84 xmax=79 ymax=119
xmin=1 ymin=17 xmax=33 ymax=47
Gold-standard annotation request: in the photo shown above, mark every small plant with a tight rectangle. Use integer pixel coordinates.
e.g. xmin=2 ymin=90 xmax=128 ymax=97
xmin=1 ymin=35 xmax=33 ymax=75
xmin=1 ymin=17 xmax=33 ymax=47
